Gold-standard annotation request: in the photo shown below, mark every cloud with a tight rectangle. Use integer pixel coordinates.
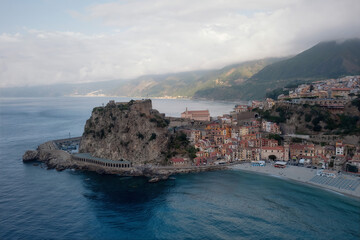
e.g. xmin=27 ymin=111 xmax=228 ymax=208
xmin=1 ymin=0 xmax=360 ymax=87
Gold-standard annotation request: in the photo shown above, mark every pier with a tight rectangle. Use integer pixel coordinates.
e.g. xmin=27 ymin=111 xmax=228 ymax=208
xmin=53 ymin=137 xmax=82 ymax=153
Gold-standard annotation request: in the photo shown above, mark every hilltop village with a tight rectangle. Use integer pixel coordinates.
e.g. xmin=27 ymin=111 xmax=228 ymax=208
xmin=278 ymin=75 xmax=360 ymax=109
xmin=174 ymin=75 xmax=360 ymax=174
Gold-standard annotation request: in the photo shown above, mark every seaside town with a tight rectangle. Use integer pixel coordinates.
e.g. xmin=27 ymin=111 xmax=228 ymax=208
xmin=23 ymin=75 xmax=360 ymax=196
xmin=173 ymin=75 xmax=360 ymax=176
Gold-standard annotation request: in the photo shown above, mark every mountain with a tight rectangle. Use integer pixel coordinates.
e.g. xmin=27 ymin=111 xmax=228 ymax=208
xmin=107 ymin=58 xmax=282 ymax=98
xmin=0 ymin=58 xmax=281 ymax=98
xmin=194 ymin=39 xmax=360 ymax=100
xmin=253 ymin=38 xmax=360 ymax=81
xmin=3 ymin=39 xmax=359 ymax=100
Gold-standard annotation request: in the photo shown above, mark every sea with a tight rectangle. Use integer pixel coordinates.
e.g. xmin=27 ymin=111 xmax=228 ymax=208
xmin=0 ymin=97 xmax=359 ymax=240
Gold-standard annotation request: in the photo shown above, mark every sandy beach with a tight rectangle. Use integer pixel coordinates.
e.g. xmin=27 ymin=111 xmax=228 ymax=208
xmin=230 ymin=163 xmax=360 ymax=199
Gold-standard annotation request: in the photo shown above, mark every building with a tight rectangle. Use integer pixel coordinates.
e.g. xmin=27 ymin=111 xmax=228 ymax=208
xmin=290 ymin=144 xmax=315 ymax=159
xmin=262 ymin=121 xmax=281 ymax=134
xmin=251 ymin=100 xmax=264 ymax=109
xmin=265 ymin=98 xmax=276 ymax=109
xmin=181 ymin=108 xmax=210 ymax=121
xmin=238 ymin=147 xmax=260 ymax=161
xmin=331 ymin=88 xmax=351 ymax=98
xmin=171 ymin=157 xmax=186 ymax=166
xmin=234 ymin=104 xmax=249 ymax=113
xmin=261 ymin=146 xmax=286 ymax=161
xmin=336 ymin=141 xmax=344 ymax=156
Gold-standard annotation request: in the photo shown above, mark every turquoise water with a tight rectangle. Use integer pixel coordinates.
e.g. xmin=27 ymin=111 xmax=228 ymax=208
xmin=0 ymin=97 xmax=359 ymax=239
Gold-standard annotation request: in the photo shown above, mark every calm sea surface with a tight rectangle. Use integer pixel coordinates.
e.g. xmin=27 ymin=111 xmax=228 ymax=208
xmin=0 ymin=97 xmax=359 ymax=240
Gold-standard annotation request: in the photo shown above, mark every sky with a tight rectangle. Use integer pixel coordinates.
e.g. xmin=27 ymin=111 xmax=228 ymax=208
xmin=0 ymin=0 xmax=359 ymax=88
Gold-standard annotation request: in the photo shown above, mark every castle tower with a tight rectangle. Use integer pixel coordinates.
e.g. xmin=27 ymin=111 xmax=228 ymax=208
xmin=284 ymin=143 xmax=290 ymax=161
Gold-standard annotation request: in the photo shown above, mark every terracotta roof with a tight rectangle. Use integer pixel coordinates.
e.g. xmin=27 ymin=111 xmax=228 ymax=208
xmin=290 ymin=144 xmax=314 ymax=149
xmin=262 ymin=146 xmax=284 ymax=150
xmin=171 ymin=158 xmax=185 ymax=162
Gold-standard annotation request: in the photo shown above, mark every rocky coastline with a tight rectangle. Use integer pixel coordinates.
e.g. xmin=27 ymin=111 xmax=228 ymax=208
xmin=23 ymin=140 xmax=228 ymax=182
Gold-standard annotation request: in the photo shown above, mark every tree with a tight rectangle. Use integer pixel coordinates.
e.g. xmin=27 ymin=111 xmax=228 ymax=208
xmin=269 ymin=155 xmax=277 ymax=161
xmin=309 ymin=84 xmax=314 ymax=92
xmin=268 ymin=134 xmax=283 ymax=145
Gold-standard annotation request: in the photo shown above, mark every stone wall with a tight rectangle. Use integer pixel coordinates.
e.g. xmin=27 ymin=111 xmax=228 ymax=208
xmin=167 ymin=117 xmax=210 ymax=129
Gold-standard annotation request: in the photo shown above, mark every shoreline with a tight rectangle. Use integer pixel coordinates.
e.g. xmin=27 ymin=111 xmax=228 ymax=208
xmin=230 ymin=163 xmax=360 ymax=199
xmin=23 ymin=139 xmax=360 ymax=196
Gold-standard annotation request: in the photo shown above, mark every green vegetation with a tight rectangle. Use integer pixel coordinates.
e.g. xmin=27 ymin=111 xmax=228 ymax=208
xmin=305 ymin=114 xmax=312 ymax=122
xmin=291 ymin=138 xmax=303 ymax=143
xmin=165 ymin=132 xmax=198 ymax=161
xmin=252 ymin=39 xmax=360 ymax=82
xmin=92 ymin=107 xmax=104 ymax=113
xmin=335 ymin=115 xmax=360 ymax=134
xmin=262 ymin=102 xmax=360 ymax=135
xmin=196 ymin=39 xmax=360 ymax=100
xmin=258 ymin=109 xmax=282 ymax=123
xmin=266 ymin=88 xmax=288 ymax=100
xmin=258 ymin=106 xmax=293 ymax=123
xmin=149 ymin=133 xmax=157 ymax=141
xmin=313 ymin=125 xmax=322 ymax=132
xmin=150 ymin=115 xmax=170 ymax=128
xmin=95 ymin=129 xmax=105 ymax=139
xmin=117 ymin=104 xmax=129 ymax=111
xmin=137 ymin=132 xmax=144 ymax=140
xmin=268 ymin=133 xmax=283 ymax=145
xmin=351 ymin=98 xmax=360 ymax=111
xmin=186 ymin=146 xmax=198 ymax=160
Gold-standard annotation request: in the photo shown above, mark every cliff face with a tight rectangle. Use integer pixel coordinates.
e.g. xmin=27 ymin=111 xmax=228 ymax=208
xmin=79 ymin=99 xmax=170 ymax=165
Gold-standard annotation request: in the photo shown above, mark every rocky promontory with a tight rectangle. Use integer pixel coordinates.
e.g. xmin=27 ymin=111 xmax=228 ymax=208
xmin=22 ymin=141 xmax=73 ymax=170
xmin=79 ymin=99 xmax=171 ymax=165
xmin=22 ymin=99 xmax=226 ymax=180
